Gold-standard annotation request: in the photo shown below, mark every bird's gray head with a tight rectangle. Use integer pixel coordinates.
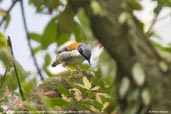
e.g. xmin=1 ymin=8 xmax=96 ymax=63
xmin=78 ymin=44 xmax=91 ymax=64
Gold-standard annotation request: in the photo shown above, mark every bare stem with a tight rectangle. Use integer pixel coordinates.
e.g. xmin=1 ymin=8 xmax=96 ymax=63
xmin=7 ymin=36 xmax=25 ymax=100
xmin=146 ymin=2 xmax=163 ymax=37
xmin=19 ymin=0 xmax=44 ymax=80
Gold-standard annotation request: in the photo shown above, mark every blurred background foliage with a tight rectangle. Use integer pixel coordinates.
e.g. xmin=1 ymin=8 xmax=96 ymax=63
xmin=0 ymin=0 xmax=171 ymax=114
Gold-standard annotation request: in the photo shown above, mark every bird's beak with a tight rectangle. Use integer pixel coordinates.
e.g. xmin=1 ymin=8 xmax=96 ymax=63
xmin=88 ymin=60 xmax=91 ymax=65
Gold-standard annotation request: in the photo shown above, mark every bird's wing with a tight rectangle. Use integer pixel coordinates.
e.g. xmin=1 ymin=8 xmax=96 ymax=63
xmin=60 ymin=50 xmax=81 ymax=61
xmin=58 ymin=42 xmax=83 ymax=53
xmin=52 ymin=50 xmax=84 ymax=67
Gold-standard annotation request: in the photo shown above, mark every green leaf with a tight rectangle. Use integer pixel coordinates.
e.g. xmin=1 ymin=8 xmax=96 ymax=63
xmin=78 ymin=8 xmax=93 ymax=39
xmin=57 ymin=4 xmax=74 ymax=34
xmin=0 ymin=32 xmax=7 ymax=48
xmin=83 ymin=76 xmax=91 ymax=90
xmin=29 ymin=32 xmax=42 ymax=43
xmin=81 ymin=101 xmax=103 ymax=111
xmin=73 ymin=22 xmax=87 ymax=42
xmin=44 ymin=67 xmax=53 ymax=77
xmin=41 ymin=16 xmax=57 ymax=49
xmin=90 ymin=0 xmax=102 ymax=15
xmin=78 ymin=64 xmax=90 ymax=70
xmin=56 ymin=33 xmax=70 ymax=46
xmin=33 ymin=46 xmax=41 ymax=55
xmin=29 ymin=0 xmax=60 ymax=13
xmin=152 ymin=32 xmax=161 ymax=39
xmin=163 ymin=0 xmax=171 ymax=7
xmin=56 ymin=3 xmax=75 ymax=45
xmin=152 ymin=41 xmax=171 ymax=52
xmin=4 ymin=14 xmax=11 ymax=30
xmin=72 ymin=84 xmax=87 ymax=95
xmin=44 ymin=97 xmax=69 ymax=107
xmin=22 ymin=78 xmax=37 ymax=97
xmin=0 ymin=9 xmax=6 ymax=16
xmin=57 ymin=85 xmax=74 ymax=97
xmin=129 ymin=0 xmax=142 ymax=10
xmin=44 ymin=53 xmax=51 ymax=67
xmin=92 ymin=101 xmax=103 ymax=111
xmin=0 ymin=71 xmax=18 ymax=93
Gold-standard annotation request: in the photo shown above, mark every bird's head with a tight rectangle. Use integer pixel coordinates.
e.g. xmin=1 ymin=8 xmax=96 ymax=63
xmin=78 ymin=44 xmax=91 ymax=64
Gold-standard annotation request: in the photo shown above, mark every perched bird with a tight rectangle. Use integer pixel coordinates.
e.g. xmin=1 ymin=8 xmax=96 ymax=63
xmin=51 ymin=42 xmax=91 ymax=67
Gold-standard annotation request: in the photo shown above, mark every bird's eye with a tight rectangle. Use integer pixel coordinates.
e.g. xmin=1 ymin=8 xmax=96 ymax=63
xmin=78 ymin=48 xmax=83 ymax=53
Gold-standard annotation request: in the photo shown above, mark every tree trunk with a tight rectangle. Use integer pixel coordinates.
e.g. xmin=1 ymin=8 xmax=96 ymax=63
xmin=69 ymin=0 xmax=171 ymax=113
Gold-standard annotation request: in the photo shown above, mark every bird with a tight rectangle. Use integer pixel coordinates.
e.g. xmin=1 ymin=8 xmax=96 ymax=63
xmin=51 ymin=42 xmax=91 ymax=68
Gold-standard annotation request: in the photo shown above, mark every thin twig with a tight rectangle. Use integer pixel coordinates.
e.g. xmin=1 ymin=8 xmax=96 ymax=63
xmin=0 ymin=0 xmax=18 ymax=27
xmin=19 ymin=0 xmax=44 ymax=80
xmin=0 ymin=65 xmax=10 ymax=88
xmin=146 ymin=18 xmax=157 ymax=36
xmin=7 ymin=36 xmax=25 ymax=100
xmin=157 ymin=13 xmax=171 ymax=22
xmin=146 ymin=1 xmax=163 ymax=37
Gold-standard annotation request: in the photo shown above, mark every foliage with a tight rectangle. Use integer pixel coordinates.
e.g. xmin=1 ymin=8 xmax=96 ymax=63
xmin=0 ymin=0 xmax=171 ymax=114
xmin=0 ymin=32 xmax=7 ymax=49
xmin=0 ymin=70 xmax=111 ymax=113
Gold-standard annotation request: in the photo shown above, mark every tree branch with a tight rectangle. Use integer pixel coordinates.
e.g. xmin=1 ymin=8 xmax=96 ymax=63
xmin=7 ymin=36 xmax=25 ymax=100
xmin=146 ymin=0 xmax=163 ymax=37
xmin=0 ymin=0 xmax=18 ymax=27
xmin=19 ymin=0 xmax=44 ymax=81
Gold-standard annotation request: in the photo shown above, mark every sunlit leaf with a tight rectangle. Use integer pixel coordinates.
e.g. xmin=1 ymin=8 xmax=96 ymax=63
xmin=0 ymin=9 xmax=6 ymax=16
xmin=91 ymin=86 xmax=100 ymax=91
xmin=83 ymin=76 xmax=91 ymax=90
xmin=0 ymin=32 xmax=7 ymax=49
xmin=90 ymin=0 xmax=102 ymax=15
